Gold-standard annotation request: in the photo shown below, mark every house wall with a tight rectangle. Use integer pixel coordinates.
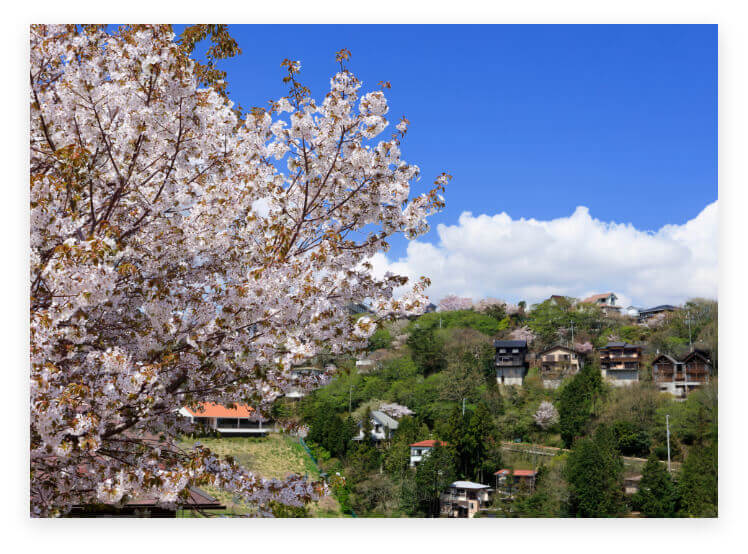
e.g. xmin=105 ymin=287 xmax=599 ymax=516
xmin=497 ymin=367 xmax=526 ymax=386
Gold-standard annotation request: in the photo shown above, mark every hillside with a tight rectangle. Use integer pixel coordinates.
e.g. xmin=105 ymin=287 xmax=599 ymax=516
xmin=289 ymin=296 xmax=717 ymax=517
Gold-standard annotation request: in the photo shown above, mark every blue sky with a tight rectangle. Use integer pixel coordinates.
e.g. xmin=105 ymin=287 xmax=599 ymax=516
xmin=177 ymin=25 xmax=717 ymax=306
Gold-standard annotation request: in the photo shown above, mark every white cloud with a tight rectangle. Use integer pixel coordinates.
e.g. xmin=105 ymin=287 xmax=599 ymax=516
xmin=370 ymin=201 xmax=718 ymax=308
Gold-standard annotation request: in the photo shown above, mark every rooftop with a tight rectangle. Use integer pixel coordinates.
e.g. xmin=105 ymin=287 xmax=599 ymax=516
xmin=494 ymin=340 xmax=527 ymax=348
xmin=410 ymin=439 xmax=449 ymax=448
xmin=183 ymin=402 xmax=264 ymax=420
xmin=450 ymin=481 xmax=491 ymax=490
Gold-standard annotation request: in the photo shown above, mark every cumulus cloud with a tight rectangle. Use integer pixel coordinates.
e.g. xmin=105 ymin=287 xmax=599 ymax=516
xmin=370 ymin=201 xmax=718 ymax=308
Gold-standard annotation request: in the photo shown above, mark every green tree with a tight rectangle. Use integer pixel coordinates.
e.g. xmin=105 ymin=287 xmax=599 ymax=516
xmin=565 ymin=425 xmax=626 ymax=517
xmin=678 ymin=442 xmax=718 ymax=517
xmin=632 ymin=454 xmax=679 ymax=517
xmin=558 ymin=364 xmax=604 ymax=448
xmin=412 ymin=443 xmax=457 ymax=517
xmin=407 ymin=326 xmax=446 ymax=375
xmin=368 ymin=325 xmax=392 ymax=351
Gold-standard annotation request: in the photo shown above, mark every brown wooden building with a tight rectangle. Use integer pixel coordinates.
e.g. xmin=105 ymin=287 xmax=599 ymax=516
xmin=599 ymin=342 xmax=642 ymax=386
xmin=652 ymin=349 xmax=712 ymax=398
xmin=537 ymin=345 xmax=583 ymax=388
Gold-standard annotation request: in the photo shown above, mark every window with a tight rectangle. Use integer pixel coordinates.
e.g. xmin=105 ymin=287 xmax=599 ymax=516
xmin=499 ymin=349 xmax=506 ymax=353
xmin=512 ymin=348 xmax=519 ymax=353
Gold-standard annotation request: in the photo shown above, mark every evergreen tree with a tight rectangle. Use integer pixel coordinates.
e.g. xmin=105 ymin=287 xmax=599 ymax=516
xmin=558 ymin=364 xmax=604 ymax=448
xmin=678 ymin=442 xmax=718 ymax=517
xmin=633 ymin=454 xmax=679 ymax=517
xmin=565 ymin=425 xmax=626 ymax=517
xmin=407 ymin=326 xmax=446 ymax=375
xmin=412 ymin=443 xmax=457 ymax=517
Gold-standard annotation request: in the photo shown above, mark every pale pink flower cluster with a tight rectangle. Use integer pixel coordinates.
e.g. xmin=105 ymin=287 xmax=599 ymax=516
xmin=30 ymin=25 xmax=448 ymax=516
xmin=438 ymin=294 xmax=474 ymax=311
xmin=533 ymin=401 xmax=559 ymax=430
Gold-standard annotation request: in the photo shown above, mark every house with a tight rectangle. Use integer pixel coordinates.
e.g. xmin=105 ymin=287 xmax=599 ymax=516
xmin=440 ymin=481 xmax=493 ymax=518
xmin=582 ymin=292 xmax=621 ymax=314
xmin=537 ymin=345 xmax=583 ymax=388
xmin=494 ymin=469 xmax=537 ymax=496
xmin=638 ymin=305 xmax=679 ymax=324
xmin=409 ymin=439 xmax=449 ymax=467
xmin=547 ymin=295 xmax=573 ymax=307
xmin=599 ymin=342 xmax=642 ymax=386
xmin=179 ymin=402 xmax=274 ymax=436
xmin=354 ymin=410 xmax=400 ymax=442
xmin=652 ymin=349 xmax=712 ymax=398
xmin=624 ymin=306 xmax=642 ymax=318
xmin=494 ymin=340 xmax=529 ymax=386
xmin=69 ymin=486 xmax=225 ymax=518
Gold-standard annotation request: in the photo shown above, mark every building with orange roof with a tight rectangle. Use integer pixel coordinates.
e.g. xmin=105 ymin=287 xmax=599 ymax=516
xmin=179 ymin=402 xmax=275 ymax=436
xmin=495 ymin=468 xmax=537 ymax=496
xmin=409 ymin=439 xmax=450 ymax=467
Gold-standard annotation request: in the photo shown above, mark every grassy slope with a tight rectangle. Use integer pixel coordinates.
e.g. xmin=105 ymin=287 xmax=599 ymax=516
xmin=180 ymin=433 xmax=343 ymax=517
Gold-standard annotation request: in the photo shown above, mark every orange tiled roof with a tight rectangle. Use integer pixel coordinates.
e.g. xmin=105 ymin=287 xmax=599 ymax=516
xmin=183 ymin=402 xmax=255 ymax=419
xmin=410 ymin=440 xmax=449 ymax=447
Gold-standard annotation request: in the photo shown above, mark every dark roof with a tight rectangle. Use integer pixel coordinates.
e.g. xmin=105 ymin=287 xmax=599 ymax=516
xmin=494 ymin=340 xmax=527 ymax=348
xmin=639 ymin=305 xmax=679 ymax=315
xmin=601 ymin=342 xmax=641 ymax=349
xmin=652 ymin=353 xmax=679 ymax=365
xmin=682 ymin=349 xmax=712 ymax=364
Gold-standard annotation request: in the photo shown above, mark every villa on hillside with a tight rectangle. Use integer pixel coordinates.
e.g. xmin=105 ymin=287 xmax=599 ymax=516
xmin=599 ymin=342 xmax=642 ymax=386
xmin=495 ymin=340 xmax=529 ymax=386
xmin=409 ymin=439 xmax=449 ymax=467
xmin=652 ymin=349 xmax=712 ymax=398
xmin=638 ymin=305 xmax=679 ymax=324
xmin=495 ymin=469 xmax=538 ymax=496
xmin=537 ymin=345 xmax=583 ymax=388
xmin=179 ymin=402 xmax=275 ymax=436
xmin=582 ymin=292 xmax=621 ymax=315
xmin=354 ymin=410 xmax=400 ymax=442
xmin=440 ymin=481 xmax=493 ymax=518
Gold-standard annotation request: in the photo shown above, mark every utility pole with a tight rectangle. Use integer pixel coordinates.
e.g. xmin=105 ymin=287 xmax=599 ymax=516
xmin=570 ymin=320 xmax=575 ymax=349
xmin=666 ymin=416 xmax=672 ymax=472
xmin=686 ymin=312 xmax=693 ymax=351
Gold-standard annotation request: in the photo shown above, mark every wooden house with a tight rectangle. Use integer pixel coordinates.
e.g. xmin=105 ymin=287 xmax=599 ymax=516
xmin=652 ymin=349 xmax=712 ymax=398
xmin=537 ymin=345 xmax=583 ymax=388
xmin=494 ymin=340 xmax=529 ymax=386
xmin=599 ymin=342 xmax=642 ymax=386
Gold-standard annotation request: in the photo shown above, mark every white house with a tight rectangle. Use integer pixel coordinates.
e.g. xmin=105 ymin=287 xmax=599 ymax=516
xmin=179 ymin=403 xmax=274 ymax=435
xmin=440 ymin=481 xmax=493 ymax=518
xmin=409 ymin=439 xmax=449 ymax=467
xmin=583 ymin=292 xmax=621 ymax=314
xmin=354 ymin=410 xmax=400 ymax=442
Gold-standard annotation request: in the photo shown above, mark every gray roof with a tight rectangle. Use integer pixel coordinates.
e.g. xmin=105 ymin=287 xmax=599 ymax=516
xmin=494 ymin=340 xmax=527 ymax=348
xmin=640 ymin=305 xmax=679 ymax=314
xmin=602 ymin=342 xmax=640 ymax=349
xmin=653 ymin=353 xmax=679 ymax=364
xmin=450 ymin=481 xmax=490 ymax=490
xmin=371 ymin=410 xmax=399 ymax=430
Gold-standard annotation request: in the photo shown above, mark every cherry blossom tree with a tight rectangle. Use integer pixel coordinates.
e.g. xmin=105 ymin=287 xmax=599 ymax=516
xmin=30 ymin=25 xmax=449 ymax=516
xmin=533 ymin=401 xmax=559 ymax=430
xmin=438 ymin=295 xmax=474 ymax=312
